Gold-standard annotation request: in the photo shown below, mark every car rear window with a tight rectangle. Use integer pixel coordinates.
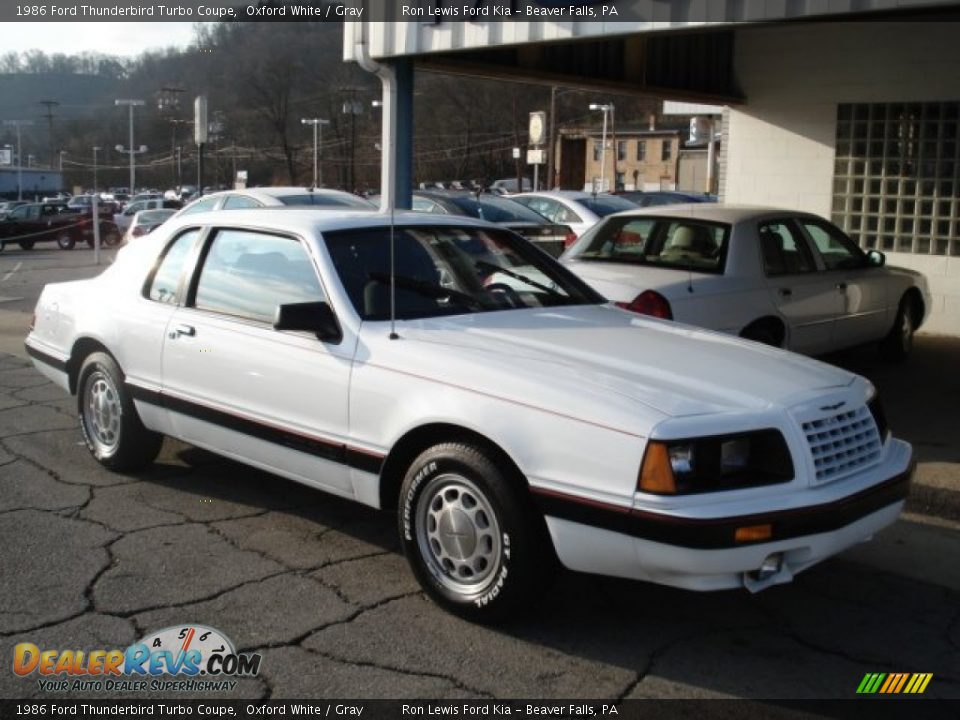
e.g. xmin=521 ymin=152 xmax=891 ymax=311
xmin=277 ymin=194 xmax=373 ymax=209
xmin=448 ymin=196 xmax=550 ymax=224
xmin=570 ymin=217 xmax=730 ymax=274
xmin=577 ymin=195 xmax=637 ymax=216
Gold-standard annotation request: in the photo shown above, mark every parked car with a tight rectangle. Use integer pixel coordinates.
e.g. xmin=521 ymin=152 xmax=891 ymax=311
xmin=67 ymin=194 xmax=120 ymax=217
xmin=509 ymin=191 xmax=637 ymax=237
xmin=384 ymin=190 xmax=576 ymax=257
xmin=122 ymin=209 xmax=177 ymax=244
xmin=489 ymin=177 xmax=532 ymax=194
xmin=175 ymin=187 xmax=375 ymax=217
xmin=618 ymin=190 xmax=717 ymax=207
xmin=114 ymin=198 xmax=183 ymax=232
xmin=561 ymin=205 xmax=931 ymax=359
xmin=0 ymin=201 xmax=28 ymax=220
xmin=0 ymin=202 xmax=121 ymax=250
xmin=26 ymin=208 xmax=913 ymax=620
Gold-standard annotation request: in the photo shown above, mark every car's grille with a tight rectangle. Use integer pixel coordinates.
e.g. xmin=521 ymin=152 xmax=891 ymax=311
xmin=802 ymin=405 xmax=882 ymax=484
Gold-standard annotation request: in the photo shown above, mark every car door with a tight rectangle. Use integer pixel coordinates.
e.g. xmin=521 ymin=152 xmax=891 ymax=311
xmin=160 ymin=226 xmax=356 ymax=495
xmin=758 ymin=219 xmax=842 ymax=354
xmin=120 ymin=228 xmax=205 ymax=432
xmin=0 ymin=204 xmax=34 ymax=242
xmin=796 ymin=217 xmax=889 ymax=348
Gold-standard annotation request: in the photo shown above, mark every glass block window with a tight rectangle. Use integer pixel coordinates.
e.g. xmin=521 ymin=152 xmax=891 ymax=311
xmin=833 ymin=102 xmax=960 ymax=256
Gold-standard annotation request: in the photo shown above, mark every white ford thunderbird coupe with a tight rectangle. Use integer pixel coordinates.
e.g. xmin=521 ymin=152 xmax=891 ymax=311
xmin=25 ymin=209 xmax=913 ymax=620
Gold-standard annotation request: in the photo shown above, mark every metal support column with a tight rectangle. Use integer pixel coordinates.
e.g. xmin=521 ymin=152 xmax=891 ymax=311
xmin=392 ymin=58 xmax=414 ymax=210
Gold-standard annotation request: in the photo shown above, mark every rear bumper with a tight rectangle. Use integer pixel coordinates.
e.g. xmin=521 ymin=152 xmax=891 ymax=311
xmin=24 ymin=338 xmax=71 ymax=393
xmin=537 ymin=442 xmax=913 ymax=591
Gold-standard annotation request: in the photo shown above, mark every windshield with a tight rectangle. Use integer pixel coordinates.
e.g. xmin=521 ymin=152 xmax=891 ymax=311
xmin=569 ymin=216 xmax=730 ymax=274
xmin=448 ymin=195 xmax=551 ymax=224
xmin=277 ymin=193 xmax=373 ymax=209
xmin=324 ymin=225 xmax=604 ymax=321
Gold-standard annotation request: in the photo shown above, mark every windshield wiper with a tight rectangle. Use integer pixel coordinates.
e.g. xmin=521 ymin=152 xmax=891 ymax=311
xmin=474 ymin=260 xmax=563 ymax=297
xmin=367 ymin=272 xmax=488 ymax=310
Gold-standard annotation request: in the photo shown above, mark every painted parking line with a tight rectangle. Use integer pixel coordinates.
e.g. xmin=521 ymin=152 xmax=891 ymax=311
xmin=1 ymin=261 xmax=22 ymax=283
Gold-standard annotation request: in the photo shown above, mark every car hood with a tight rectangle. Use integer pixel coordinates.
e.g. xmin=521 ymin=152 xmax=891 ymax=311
xmin=368 ymin=304 xmax=855 ymax=425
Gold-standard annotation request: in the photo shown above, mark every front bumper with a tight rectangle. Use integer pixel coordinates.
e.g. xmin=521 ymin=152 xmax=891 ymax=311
xmin=537 ymin=440 xmax=913 ymax=592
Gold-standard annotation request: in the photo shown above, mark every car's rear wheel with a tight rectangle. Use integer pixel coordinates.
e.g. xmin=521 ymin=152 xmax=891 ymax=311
xmin=103 ymin=228 xmax=121 ymax=247
xmin=77 ymin=352 xmax=162 ymax=471
xmin=399 ymin=442 xmax=553 ymax=622
xmin=740 ymin=318 xmax=784 ymax=348
xmin=880 ymin=295 xmax=916 ymax=362
xmin=56 ymin=231 xmax=76 ymax=250
xmin=18 ymin=240 xmax=34 ymax=250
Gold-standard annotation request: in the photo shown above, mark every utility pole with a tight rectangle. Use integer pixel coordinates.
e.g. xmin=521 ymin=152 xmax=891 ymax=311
xmin=3 ymin=120 xmax=33 ymax=200
xmin=39 ymin=100 xmax=58 ymax=169
xmin=547 ymin=86 xmax=557 ymax=191
xmin=115 ymin=99 xmax=146 ymax=191
xmin=588 ymin=103 xmax=612 ymax=193
xmin=301 ymin=118 xmax=330 ymax=187
xmin=92 ymin=146 xmax=100 ymax=193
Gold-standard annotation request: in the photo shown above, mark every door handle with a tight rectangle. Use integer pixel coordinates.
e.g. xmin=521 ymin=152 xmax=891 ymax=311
xmin=169 ymin=324 xmax=196 ymax=338
xmin=778 ymin=287 xmax=792 ymax=297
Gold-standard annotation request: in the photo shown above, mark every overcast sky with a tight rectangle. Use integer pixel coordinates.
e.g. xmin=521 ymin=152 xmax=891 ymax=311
xmin=4 ymin=23 xmax=200 ymax=57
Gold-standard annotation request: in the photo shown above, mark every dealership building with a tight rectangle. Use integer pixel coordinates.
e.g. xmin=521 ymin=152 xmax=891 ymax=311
xmin=346 ymin=2 xmax=960 ymax=335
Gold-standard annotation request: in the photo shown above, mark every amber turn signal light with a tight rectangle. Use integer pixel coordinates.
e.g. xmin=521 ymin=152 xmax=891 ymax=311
xmin=734 ymin=524 xmax=772 ymax=543
xmin=638 ymin=441 xmax=677 ymax=494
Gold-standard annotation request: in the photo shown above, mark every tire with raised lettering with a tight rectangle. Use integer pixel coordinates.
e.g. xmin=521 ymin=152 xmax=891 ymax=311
xmin=399 ymin=442 xmax=553 ymax=622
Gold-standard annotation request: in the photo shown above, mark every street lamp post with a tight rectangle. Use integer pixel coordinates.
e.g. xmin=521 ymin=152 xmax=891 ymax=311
xmin=301 ymin=117 xmax=330 ymax=187
xmin=3 ymin=119 xmax=33 ymax=201
xmin=115 ymin=99 xmax=145 ymax=191
xmin=588 ymin=103 xmax=614 ymax=193
xmin=92 ymin=146 xmax=100 ymax=193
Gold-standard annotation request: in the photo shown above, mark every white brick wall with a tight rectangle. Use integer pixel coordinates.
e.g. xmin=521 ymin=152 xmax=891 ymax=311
xmin=723 ymin=22 xmax=960 ymax=336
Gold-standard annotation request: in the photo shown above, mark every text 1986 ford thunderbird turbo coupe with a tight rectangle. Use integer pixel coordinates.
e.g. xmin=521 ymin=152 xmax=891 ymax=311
xmin=25 ymin=209 xmax=913 ymax=620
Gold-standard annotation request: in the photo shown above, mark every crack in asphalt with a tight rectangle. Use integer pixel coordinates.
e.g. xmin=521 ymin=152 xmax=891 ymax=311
xmin=754 ymin=595 xmax=960 ymax=685
xmin=244 ymin=591 xmax=493 ymax=699
xmin=303 ymin=644 xmax=492 ymax=698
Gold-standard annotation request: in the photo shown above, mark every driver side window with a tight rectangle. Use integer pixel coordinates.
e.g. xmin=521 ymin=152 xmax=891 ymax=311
xmin=800 ymin=219 xmax=865 ymax=271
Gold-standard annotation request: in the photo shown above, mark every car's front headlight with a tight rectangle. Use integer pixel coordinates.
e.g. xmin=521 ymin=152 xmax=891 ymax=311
xmin=639 ymin=430 xmax=794 ymax=495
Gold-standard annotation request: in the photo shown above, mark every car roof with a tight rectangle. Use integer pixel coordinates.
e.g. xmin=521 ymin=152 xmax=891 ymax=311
xmin=604 ymin=203 xmax=824 ymax=224
xmin=162 ymin=207 xmax=500 ymax=237
xmin=202 ymin=186 xmax=367 ymax=201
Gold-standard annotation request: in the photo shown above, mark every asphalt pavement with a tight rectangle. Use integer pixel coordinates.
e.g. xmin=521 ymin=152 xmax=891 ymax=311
xmin=1 ymin=245 xmax=959 ymax=701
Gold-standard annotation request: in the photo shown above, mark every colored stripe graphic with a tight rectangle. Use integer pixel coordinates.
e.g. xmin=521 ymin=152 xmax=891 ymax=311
xmin=857 ymin=672 xmax=932 ymax=694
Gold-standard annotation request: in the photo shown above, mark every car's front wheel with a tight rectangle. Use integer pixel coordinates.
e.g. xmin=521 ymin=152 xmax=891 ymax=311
xmin=77 ymin=352 xmax=162 ymax=471
xmin=399 ymin=442 xmax=553 ymax=622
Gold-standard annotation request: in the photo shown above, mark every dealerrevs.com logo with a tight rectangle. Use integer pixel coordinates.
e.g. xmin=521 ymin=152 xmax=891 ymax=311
xmin=13 ymin=624 xmax=262 ymax=693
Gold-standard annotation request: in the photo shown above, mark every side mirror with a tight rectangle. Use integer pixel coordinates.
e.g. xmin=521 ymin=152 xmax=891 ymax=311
xmin=866 ymin=249 xmax=886 ymax=267
xmin=273 ymin=301 xmax=342 ymax=343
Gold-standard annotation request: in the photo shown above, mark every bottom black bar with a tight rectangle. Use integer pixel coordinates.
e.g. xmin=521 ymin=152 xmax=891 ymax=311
xmin=0 ymin=699 xmax=956 ymax=720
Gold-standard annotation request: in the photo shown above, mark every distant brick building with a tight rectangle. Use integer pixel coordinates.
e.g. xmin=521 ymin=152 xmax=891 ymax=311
xmin=554 ymin=127 xmax=682 ymax=192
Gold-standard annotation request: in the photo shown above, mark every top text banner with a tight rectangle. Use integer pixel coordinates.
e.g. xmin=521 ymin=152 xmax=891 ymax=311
xmin=1 ymin=0 xmax=631 ymax=23
xmin=5 ymin=0 xmax=951 ymax=23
